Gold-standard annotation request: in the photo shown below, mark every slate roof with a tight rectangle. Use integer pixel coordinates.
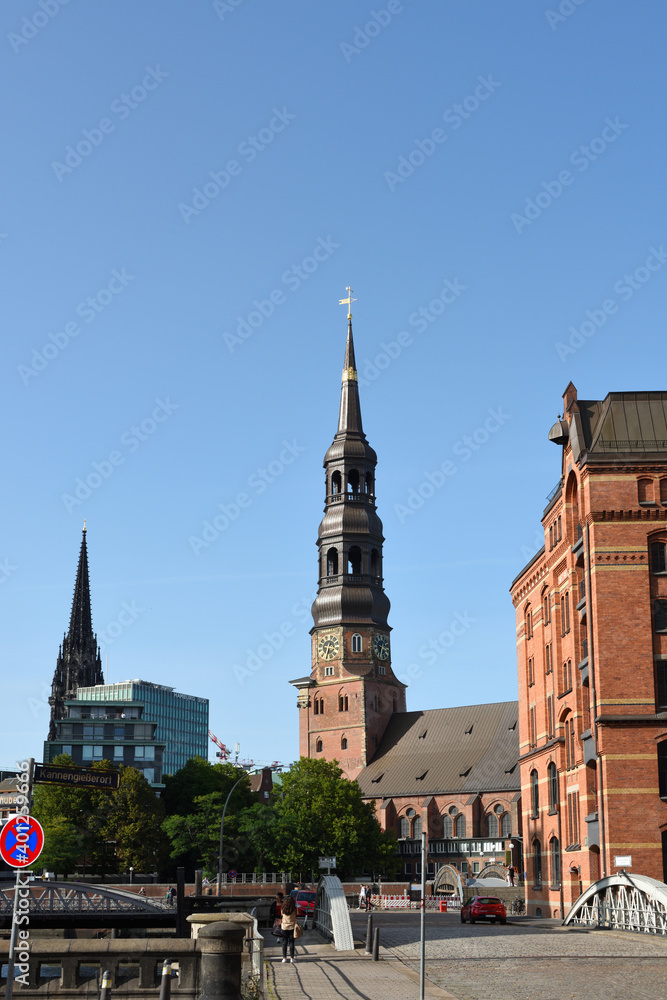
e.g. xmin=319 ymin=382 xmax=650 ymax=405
xmin=356 ymin=701 xmax=520 ymax=799
xmin=576 ymin=392 xmax=667 ymax=456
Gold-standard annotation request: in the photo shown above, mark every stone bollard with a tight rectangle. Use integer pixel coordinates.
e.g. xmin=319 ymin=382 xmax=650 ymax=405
xmin=198 ymin=921 xmax=246 ymax=1000
xmin=365 ymin=914 xmax=373 ymax=955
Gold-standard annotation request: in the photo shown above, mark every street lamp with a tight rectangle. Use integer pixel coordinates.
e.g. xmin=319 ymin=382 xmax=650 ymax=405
xmin=217 ymin=775 xmax=247 ymax=896
xmin=129 ymin=867 xmax=133 ymax=885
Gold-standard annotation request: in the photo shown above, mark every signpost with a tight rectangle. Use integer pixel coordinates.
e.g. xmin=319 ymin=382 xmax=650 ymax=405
xmin=33 ymin=762 xmax=120 ymax=790
xmin=318 ymin=856 xmax=336 ymax=875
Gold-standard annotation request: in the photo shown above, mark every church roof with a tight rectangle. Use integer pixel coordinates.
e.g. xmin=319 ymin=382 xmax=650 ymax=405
xmin=356 ymin=701 xmax=520 ymax=798
xmin=68 ymin=525 xmax=94 ymax=645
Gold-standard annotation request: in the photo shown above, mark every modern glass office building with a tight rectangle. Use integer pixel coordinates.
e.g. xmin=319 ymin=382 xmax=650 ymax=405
xmin=43 ymin=679 xmax=209 ymax=786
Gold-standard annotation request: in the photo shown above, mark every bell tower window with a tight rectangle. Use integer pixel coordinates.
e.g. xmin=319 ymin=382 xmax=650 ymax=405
xmin=331 ymin=471 xmax=342 ymax=495
xmin=348 ymin=546 xmax=362 ymax=575
xmin=351 ymin=633 xmax=363 ymax=652
xmin=347 ymin=469 xmax=360 ymax=494
xmin=371 ymin=549 xmax=379 ymax=579
xmin=365 ymin=472 xmax=373 ymax=495
xmin=327 ymin=548 xmax=338 ymax=576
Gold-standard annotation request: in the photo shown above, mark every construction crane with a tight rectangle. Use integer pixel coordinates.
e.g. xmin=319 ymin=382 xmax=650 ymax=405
xmin=208 ymin=729 xmax=230 ymax=760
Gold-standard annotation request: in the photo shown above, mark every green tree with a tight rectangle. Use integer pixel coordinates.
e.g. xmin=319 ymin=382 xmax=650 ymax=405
xmin=262 ymin=758 xmax=399 ymax=879
xmin=108 ymin=766 xmax=169 ymax=872
xmin=37 ymin=817 xmax=83 ymax=877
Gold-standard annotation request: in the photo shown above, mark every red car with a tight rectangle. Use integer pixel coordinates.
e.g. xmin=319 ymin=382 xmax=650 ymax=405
xmin=460 ymin=895 xmax=506 ymax=925
xmin=291 ymin=889 xmax=316 ymax=917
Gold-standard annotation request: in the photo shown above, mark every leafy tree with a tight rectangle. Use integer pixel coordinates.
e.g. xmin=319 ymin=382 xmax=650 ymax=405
xmin=109 ymin=766 xmax=169 ymax=872
xmin=255 ymin=758 xmax=399 ymax=879
xmin=37 ymin=817 xmax=83 ymax=877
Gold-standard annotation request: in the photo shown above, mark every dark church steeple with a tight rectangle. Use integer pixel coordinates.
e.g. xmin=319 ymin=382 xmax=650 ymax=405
xmin=48 ymin=525 xmax=104 ymax=739
xmin=294 ymin=292 xmax=405 ymax=780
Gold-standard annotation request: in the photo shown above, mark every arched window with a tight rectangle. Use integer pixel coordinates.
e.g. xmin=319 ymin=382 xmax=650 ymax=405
xmin=638 ymin=477 xmax=654 ymax=504
xmin=347 ymin=469 xmax=360 ymax=494
xmin=531 ymin=769 xmax=539 ymax=817
xmin=533 ymin=839 xmax=542 ymax=884
xmin=399 ymin=816 xmax=410 ymax=838
xmin=314 ymin=696 xmax=324 ymax=716
xmin=331 ymin=471 xmax=342 ymax=495
xmin=564 ymin=715 xmax=576 ymax=768
xmin=454 ymin=814 xmax=466 ymax=838
xmin=316 ymin=739 xmax=323 ymax=752
xmin=548 ymin=762 xmax=558 ymax=811
xmin=351 ymin=633 xmax=363 ymax=652
xmin=341 ymin=736 xmax=347 ymax=750
xmin=327 ymin=548 xmax=338 ymax=576
xmin=365 ymin=472 xmax=373 ymax=495
xmin=442 ymin=814 xmax=453 ymax=838
xmin=525 ymin=604 xmax=533 ymax=639
xmin=348 ymin=545 xmax=362 ymax=575
xmin=543 ymin=590 xmax=551 ymax=625
xmin=486 ymin=814 xmax=498 ymax=837
xmin=651 ymin=540 xmax=667 ymax=574
xmin=501 ymin=813 xmax=511 ymax=838
xmin=338 ymin=692 xmax=348 ymax=712
xmin=550 ymin=837 xmax=561 ymax=886
xmin=413 ymin=817 xmax=422 ymax=839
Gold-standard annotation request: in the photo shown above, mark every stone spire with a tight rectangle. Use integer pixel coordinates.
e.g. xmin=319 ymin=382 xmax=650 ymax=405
xmin=48 ymin=525 xmax=104 ymax=739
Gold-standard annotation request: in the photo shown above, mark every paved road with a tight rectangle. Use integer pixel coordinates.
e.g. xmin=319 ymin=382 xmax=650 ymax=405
xmin=350 ymin=912 xmax=667 ymax=1000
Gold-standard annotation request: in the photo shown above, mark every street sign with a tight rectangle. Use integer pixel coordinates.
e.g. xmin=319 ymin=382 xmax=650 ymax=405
xmin=0 ymin=816 xmax=44 ymax=868
xmin=318 ymin=857 xmax=336 ymax=868
xmin=228 ymin=869 xmax=238 ymax=879
xmin=33 ymin=763 xmax=120 ymax=790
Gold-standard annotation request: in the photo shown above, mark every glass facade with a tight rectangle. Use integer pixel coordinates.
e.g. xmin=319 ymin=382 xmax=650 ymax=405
xmin=43 ymin=678 xmax=209 ymax=788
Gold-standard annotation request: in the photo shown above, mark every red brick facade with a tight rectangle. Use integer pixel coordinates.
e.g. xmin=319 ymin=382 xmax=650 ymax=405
xmin=511 ymin=385 xmax=667 ymax=916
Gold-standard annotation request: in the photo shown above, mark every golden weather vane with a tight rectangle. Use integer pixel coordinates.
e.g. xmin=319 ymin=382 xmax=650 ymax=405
xmin=338 ymin=286 xmax=357 ymax=319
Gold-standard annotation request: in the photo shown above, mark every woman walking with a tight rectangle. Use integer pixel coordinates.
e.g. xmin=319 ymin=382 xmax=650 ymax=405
xmin=281 ymin=895 xmax=298 ymax=964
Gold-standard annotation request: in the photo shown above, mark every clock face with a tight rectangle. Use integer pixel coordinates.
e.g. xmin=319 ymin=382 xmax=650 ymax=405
xmin=317 ymin=633 xmax=340 ymax=660
xmin=373 ymin=634 xmax=390 ymax=661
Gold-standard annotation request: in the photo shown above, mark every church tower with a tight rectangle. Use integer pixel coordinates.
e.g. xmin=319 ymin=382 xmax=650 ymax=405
xmin=291 ymin=294 xmax=406 ymax=780
xmin=48 ymin=525 xmax=104 ymax=739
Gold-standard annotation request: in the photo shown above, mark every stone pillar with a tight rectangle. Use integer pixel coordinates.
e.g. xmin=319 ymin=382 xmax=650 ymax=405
xmin=198 ymin=922 xmax=245 ymax=1000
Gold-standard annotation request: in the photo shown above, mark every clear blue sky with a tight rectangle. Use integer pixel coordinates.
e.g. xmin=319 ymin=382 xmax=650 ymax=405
xmin=2 ymin=1 xmax=666 ymax=772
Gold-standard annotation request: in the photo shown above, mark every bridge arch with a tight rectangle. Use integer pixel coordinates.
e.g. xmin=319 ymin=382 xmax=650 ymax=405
xmin=314 ymin=875 xmax=354 ymax=951
xmin=564 ymin=872 xmax=667 ymax=935
xmin=433 ymin=864 xmax=464 ymax=899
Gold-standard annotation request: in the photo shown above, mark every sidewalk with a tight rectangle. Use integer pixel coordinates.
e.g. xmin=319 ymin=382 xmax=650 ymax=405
xmin=262 ymin=928 xmax=455 ymax=1000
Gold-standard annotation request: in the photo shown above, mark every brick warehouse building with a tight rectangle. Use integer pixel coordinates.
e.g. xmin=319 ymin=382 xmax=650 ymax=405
xmin=510 ymin=383 xmax=667 ymax=917
xmin=291 ymin=302 xmax=521 ymax=881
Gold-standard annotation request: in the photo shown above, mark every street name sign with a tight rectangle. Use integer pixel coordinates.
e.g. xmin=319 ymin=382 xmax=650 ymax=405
xmin=34 ymin=763 xmax=120 ymax=790
xmin=0 ymin=816 xmax=44 ymax=868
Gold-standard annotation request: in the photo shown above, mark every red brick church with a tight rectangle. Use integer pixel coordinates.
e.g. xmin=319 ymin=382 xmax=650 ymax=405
xmin=290 ymin=303 xmax=521 ymax=882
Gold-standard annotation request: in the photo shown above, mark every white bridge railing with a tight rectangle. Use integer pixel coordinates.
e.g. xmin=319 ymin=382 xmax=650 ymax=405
xmin=565 ymin=872 xmax=667 ymax=935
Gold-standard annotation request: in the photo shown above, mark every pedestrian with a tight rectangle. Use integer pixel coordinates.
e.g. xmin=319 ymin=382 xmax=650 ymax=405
xmin=508 ymin=865 xmax=515 ymax=886
xmin=270 ymin=891 xmax=284 ymax=922
xmin=358 ymin=884 xmax=366 ymax=910
xmin=139 ymin=886 xmax=146 ymax=896
xmin=166 ymin=885 xmax=175 ymax=905
xmin=280 ymin=895 xmax=298 ymax=964
xmin=365 ymin=885 xmax=372 ymax=911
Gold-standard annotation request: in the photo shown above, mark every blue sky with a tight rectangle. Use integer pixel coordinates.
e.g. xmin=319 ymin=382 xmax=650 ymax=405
xmin=2 ymin=1 xmax=666 ymax=773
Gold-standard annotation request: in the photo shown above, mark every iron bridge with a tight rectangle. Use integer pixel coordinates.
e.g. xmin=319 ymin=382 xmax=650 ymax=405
xmin=564 ymin=872 xmax=667 ymax=935
xmin=0 ymin=881 xmax=174 ymax=930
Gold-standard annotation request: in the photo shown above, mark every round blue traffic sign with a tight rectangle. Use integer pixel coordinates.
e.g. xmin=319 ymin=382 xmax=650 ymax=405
xmin=0 ymin=816 xmax=45 ymax=868
xmin=228 ymin=869 xmax=237 ymax=880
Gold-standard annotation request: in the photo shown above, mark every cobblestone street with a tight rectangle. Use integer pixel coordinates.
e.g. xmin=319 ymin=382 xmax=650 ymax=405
xmin=350 ymin=912 xmax=667 ymax=1000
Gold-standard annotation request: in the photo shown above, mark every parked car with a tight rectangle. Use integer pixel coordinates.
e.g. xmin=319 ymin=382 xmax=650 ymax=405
xmin=460 ymin=895 xmax=506 ymax=925
xmin=291 ymin=889 xmax=316 ymax=916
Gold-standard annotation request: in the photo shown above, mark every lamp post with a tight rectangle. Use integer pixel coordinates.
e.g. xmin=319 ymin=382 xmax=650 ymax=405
xmin=129 ymin=867 xmax=133 ymax=885
xmin=217 ymin=775 xmax=246 ymax=896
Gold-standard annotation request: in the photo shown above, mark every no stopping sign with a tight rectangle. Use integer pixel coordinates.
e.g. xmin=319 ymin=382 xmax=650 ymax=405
xmin=0 ymin=816 xmax=45 ymax=867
